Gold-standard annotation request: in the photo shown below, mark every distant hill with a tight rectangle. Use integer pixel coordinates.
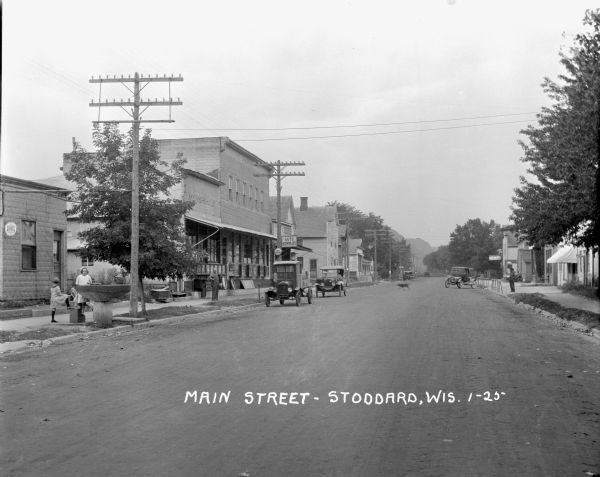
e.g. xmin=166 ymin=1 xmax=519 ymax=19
xmin=406 ymin=238 xmax=436 ymax=273
xmin=387 ymin=230 xmax=436 ymax=273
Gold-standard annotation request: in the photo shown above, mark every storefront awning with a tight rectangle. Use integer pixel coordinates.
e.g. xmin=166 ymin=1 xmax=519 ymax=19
xmin=547 ymin=246 xmax=577 ymax=264
xmin=286 ymin=244 xmax=313 ymax=252
xmin=185 ymin=214 xmax=277 ymax=240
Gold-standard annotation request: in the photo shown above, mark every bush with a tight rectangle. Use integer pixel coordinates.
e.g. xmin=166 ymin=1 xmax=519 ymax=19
xmin=0 ymin=299 xmax=49 ymax=309
xmin=560 ymin=282 xmax=598 ymax=299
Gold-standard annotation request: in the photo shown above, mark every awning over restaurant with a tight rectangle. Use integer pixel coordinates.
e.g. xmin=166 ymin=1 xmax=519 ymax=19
xmin=547 ymin=246 xmax=577 ymax=264
xmin=185 ymin=213 xmax=277 ymax=240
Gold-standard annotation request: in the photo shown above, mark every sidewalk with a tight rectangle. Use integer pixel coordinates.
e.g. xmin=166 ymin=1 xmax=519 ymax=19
xmin=0 ymin=287 xmax=263 ymax=333
xmin=501 ymin=282 xmax=600 ymax=314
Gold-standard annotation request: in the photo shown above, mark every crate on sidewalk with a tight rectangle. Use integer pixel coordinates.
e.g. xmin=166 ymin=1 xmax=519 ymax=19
xmin=150 ymin=288 xmax=172 ymax=303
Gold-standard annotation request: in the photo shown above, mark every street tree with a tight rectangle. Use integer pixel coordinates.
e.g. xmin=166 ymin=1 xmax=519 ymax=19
xmin=65 ymin=123 xmax=200 ymax=315
xmin=448 ymin=219 xmax=503 ymax=275
xmin=328 ymin=201 xmax=410 ymax=277
xmin=511 ymin=9 xmax=599 ymax=295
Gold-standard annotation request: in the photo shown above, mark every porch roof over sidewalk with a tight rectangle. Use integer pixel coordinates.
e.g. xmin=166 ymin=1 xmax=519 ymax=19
xmin=185 ymin=213 xmax=276 ymax=240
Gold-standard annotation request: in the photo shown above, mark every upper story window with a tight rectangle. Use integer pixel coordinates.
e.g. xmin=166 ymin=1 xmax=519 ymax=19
xmin=254 ymin=187 xmax=258 ymax=209
xmin=228 ymin=176 xmax=233 ymax=201
xmin=243 ymin=182 xmax=247 ymax=206
xmin=260 ymin=191 xmax=265 ymax=212
xmin=236 ymin=179 xmax=240 ymax=203
xmin=21 ymin=220 xmax=37 ymax=270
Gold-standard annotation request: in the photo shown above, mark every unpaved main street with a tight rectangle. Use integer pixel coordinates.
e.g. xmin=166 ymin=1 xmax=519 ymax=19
xmin=1 ymin=279 xmax=599 ymax=476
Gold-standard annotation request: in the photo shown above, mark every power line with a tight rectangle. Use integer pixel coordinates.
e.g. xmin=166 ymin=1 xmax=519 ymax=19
xmin=155 ymin=111 xmax=537 ymax=132
xmin=234 ymin=119 xmax=533 ymax=142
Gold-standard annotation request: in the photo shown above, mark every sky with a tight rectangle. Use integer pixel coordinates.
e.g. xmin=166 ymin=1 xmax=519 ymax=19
xmin=2 ymin=0 xmax=598 ymax=247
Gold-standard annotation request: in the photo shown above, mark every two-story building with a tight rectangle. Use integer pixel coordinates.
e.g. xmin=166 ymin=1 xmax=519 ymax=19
xmin=294 ymin=197 xmax=340 ymax=281
xmin=502 ymin=226 xmax=537 ymax=281
xmin=40 ymin=137 xmax=277 ymax=294
xmin=268 ymin=195 xmax=312 ymax=262
xmin=345 ymin=238 xmax=373 ymax=281
xmin=0 ymin=175 xmax=69 ymax=302
xmin=157 ymin=137 xmax=276 ymax=292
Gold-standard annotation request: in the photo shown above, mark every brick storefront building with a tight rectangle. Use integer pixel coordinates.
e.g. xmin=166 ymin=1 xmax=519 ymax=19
xmin=0 ymin=175 xmax=69 ymax=302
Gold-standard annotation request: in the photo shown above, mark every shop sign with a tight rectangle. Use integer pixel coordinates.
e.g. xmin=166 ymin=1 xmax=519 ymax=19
xmin=281 ymin=235 xmax=297 ymax=247
xmin=4 ymin=222 xmax=17 ymax=237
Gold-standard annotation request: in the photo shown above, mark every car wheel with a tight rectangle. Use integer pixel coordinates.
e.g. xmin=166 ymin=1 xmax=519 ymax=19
xmin=445 ymin=279 xmax=450 ymax=288
xmin=295 ymin=293 xmax=301 ymax=306
xmin=265 ymin=294 xmax=270 ymax=307
xmin=457 ymin=281 xmax=462 ymax=288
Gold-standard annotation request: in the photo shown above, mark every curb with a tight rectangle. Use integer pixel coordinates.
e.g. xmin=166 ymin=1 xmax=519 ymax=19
xmin=483 ymin=288 xmax=600 ymax=342
xmin=513 ymin=301 xmax=600 ymax=341
xmin=0 ymin=301 xmax=264 ymax=355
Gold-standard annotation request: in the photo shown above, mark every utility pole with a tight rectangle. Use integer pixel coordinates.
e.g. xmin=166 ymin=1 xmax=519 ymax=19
xmin=256 ymin=161 xmax=305 ymax=256
xmin=388 ymin=240 xmax=392 ymax=279
xmin=336 ymin=213 xmax=352 ymax=276
xmin=89 ymin=73 xmax=183 ymax=317
xmin=380 ymin=235 xmax=394 ymax=280
xmin=365 ymin=229 xmax=389 ymax=281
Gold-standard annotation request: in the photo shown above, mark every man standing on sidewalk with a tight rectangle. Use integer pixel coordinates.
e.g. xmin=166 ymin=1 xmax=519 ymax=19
xmin=210 ymin=273 xmax=219 ymax=301
xmin=508 ymin=267 xmax=516 ymax=293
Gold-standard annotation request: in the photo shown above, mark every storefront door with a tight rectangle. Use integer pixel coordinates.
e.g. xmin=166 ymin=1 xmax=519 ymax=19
xmin=53 ymin=231 xmax=63 ymax=284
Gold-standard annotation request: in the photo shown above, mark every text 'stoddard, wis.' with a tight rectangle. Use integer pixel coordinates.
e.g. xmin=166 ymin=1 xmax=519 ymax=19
xmin=183 ymin=390 xmax=508 ymax=406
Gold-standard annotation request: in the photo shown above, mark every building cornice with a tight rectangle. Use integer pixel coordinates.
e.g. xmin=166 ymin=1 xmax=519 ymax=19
xmin=183 ymin=168 xmax=224 ymax=186
xmin=223 ymin=137 xmax=273 ymax=172
xmin=1 ymin=174 xmax=70 ymax=192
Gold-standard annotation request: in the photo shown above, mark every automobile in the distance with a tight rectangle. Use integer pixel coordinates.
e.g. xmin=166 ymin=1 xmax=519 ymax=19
xmin=315 ymin=266 xmax=347 ymax=297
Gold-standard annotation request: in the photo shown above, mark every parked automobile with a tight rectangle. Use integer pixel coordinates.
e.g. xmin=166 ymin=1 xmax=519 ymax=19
xmin=264 ymin=261 xmax=313 ymax=307
xmin=316 ymin=266 xmax=347 ymax=297
xmin=445 ymin=266 xmax=477 ymax=289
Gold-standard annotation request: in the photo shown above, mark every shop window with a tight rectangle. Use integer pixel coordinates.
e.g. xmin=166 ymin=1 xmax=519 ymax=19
xmin=310 ymin=259 xmax=317 ymax=279
xmin=21 ymin=220 xmax=37 ymax=270
xmin=81 ymin=257 xmax=95 ymax=267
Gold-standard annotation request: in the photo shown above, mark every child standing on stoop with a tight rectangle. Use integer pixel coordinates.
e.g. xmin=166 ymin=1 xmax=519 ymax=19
xmin=50 ymin=278 xmax=71 ymax=323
